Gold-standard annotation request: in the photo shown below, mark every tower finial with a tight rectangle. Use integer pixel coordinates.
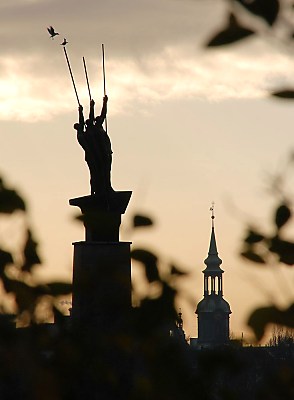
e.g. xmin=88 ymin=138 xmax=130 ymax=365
xmin=210 ymin=201 xmax=215 ymax=228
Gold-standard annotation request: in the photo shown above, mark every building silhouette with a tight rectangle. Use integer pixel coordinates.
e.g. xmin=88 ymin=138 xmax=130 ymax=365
xmin=195 ymin=209 xmax=231 ymax=347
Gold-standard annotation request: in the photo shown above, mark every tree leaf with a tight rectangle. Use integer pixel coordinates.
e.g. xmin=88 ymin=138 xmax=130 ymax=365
xmin=272 ymin=90 xmax=294 ymax=99
xmin=133 ymin=214 xmax=154 ymax=228
xmin=45 ymin=282 xmax=72 ymax=296
xmin=21 ymin=229 xmax=42 ymax=272
xmin=236 ymin=0 xmax=280 ymax=26
xmin=269 ymin=237 xmax=294 ymax=265
xmin=133 ymin=282 xmax=177 ymax=335
xmin=2 ymin=276 xmax=38 ymax=314
xmin=0 ymin=182 xmax=26 ymax=214
xmin=274 ymin=204 xmax=291 ymax=229
xmin=131 ymin=248 xmax=160 ymax=282
xmin=244 ymin=229 xmax=264 ymax=244
xmin=206 ymin=13 xmax=255 ymax=47
xmin=241 ymin=250 xmax=266 ymax=264
xmin=170 ymin=264 xmax=187 ymax=276
xmin=0 ymin=248 xmax=13 ymax=276
xmin=248 ymin=303 xmax=294 ymax=341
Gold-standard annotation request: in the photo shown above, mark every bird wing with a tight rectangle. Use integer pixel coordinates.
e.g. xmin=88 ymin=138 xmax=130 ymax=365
xmin=48 ymin=26 xmax=55 ymax=35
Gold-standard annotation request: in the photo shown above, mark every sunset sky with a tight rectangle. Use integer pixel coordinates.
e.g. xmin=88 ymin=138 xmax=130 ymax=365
xmin=0 ymin=0 xmax=294 ymax=340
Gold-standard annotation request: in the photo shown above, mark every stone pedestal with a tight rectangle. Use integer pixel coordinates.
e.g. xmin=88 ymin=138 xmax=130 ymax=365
xmin=70 ymin=191 xmax=132 ymax=242
xmin=71 ymin=241 xmax=131 ymax=330
xmin=69 ymin=191 xmax=132 ymax=330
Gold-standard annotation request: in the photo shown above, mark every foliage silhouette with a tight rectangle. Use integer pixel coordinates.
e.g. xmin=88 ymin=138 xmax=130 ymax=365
xmin=237 ymin=0 xmax=280 ymax=25
xmin=0 ymin=174 xmax=292 ymax=398
xmin=0 ymin=178 xmax=25 ymax=213
xmin=131 ymin=248 xmax=160 ymax=282
xmin=0 ymin=176 xmax=71 ymax=325
xmin=206 ymin=0 xmax=294 ymax=97
xmin=268 ymin=325 xmax=294 ymax=346
xmin=132 ymin=214 xmax=154 ymax=228
xmin=239 ymin=156 xmax=294 ymax=341
xmin=272 ymin=90 xmax=294 ymax=99
xmin=21 ymin=229 xmax=42 ymax=272
xmin=206 ymin=8 xmax=294 ymax=391
xmin=206 ymin=1 xmax=294 ymax=344
xmin=206 ymin=13 xmax=254 ymax=47
xmin=248 ymin=305 xmax=294 ymax=341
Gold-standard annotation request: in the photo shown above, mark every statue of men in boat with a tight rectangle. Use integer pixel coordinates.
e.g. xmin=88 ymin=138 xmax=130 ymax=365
xmin=74 ymin=95 xmax=113 ymax=195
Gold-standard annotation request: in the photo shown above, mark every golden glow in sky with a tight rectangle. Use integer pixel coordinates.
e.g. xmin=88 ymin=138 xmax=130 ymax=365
xmin=0 ymin=0 xmax=293 ymax=340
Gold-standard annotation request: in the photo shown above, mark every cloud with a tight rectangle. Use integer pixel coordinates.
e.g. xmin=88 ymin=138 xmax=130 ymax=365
xmin=0 ymin=0 xmax=294 ymax=121
xmin=0 ymin=0 xmax=221 ymax=58
xmin=0 ymin=41 xmax=293 ymax=122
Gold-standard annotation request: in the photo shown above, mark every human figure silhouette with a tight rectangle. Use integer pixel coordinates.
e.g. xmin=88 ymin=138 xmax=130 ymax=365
xmin=74 ymin=96 xmax=113 ymax=195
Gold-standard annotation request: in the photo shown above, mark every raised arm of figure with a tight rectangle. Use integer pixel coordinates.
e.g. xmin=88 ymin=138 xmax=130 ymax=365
xmin=100 ymin=95 xmax=108 ymax=123
xmin=89 ymin=99 xmax=95 ymax=123
xmin=79 ymin=105 xmax=85 ymax=127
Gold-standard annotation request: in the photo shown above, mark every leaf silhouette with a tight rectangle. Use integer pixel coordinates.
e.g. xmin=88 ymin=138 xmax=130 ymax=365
xmin=170 ymin=264 xmax=187 ymax=276
xmin=131 ymin=248 xmax=160 ymax=282
xmin=274 ymin=204 xmax=291 ymax=230
xmin=244 ymin=229 xmax=264 ymax=244
xmin=45 ymin=282 xmax=72 ymax=296
xmin=133 ymin=282 xmax=177 ymax=335
xmin=241 ymin=250 xmax=265 ymax=264
xmin=133 ymin=214 xmax=154 ymax=228
xmin=269 ymin=237 xmax=294 ymax=265
xmin=21 ymin=229 xmax=41 ymax=272
xmin=206 ymin=13 xmax=254 ymax=47
xmin=2 ymin=276 xmax=38 ymax=314
xmin=0 ymin=248 xmax=13 ymax=276
xmin=0 ymin=180 xmax=25 ymax=214
xmin=237 ymin=0 xmax=280 ymax=26
xmin=248 ymin=303 xmax=294 ymax=340
xmin=272 ymin=90 xmax=294 ymax=99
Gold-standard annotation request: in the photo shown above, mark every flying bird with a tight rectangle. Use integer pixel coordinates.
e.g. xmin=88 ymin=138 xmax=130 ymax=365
xmin=60 ymin=38 xmax=68 ymax=46
xmin=47 ymin=26 xmax=59 ymax=39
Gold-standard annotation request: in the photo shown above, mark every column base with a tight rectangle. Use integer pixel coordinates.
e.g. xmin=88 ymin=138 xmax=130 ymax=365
xmin=71 ymin=241 xmax=132 ymax=331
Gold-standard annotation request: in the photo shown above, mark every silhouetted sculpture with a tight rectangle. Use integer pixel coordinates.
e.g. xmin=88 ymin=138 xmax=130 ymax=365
xmin=70 ymin=92 xmax=132 ymax=330
xmin=74 ymin=95 xmax=113 ymax=195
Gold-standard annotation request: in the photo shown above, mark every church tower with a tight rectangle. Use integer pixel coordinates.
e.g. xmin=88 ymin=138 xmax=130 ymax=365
xmin=195 ymin=206 xmax=231 ymax=346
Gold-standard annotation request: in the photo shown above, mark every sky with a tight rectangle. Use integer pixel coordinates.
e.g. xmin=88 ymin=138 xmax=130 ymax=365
xmin=0 ymin=0 xmax=294 ymax=341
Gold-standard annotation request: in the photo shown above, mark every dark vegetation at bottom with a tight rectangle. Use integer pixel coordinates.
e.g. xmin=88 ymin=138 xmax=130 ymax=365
xmin=0 ymin=313 xmax=293 ymax=399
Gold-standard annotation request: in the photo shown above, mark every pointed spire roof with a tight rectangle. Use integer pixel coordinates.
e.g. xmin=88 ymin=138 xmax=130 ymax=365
xmin=203 ymin=204 xmax=223 ymax=272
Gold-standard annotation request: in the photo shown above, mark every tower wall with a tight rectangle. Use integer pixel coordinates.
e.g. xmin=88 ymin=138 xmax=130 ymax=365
xmin=197 ymin=311 xmax=230 ymax=345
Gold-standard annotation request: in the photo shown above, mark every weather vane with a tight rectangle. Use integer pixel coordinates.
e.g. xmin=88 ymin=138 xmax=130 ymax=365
xmin=210 ymin=201 xmax=215 ymax=226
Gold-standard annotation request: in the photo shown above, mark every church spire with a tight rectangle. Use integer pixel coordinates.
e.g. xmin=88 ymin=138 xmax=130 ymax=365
xmin=204 ymin=203 xmax=223 ymax=271
xmin=195 ymin=206 xmax=231 ymax=346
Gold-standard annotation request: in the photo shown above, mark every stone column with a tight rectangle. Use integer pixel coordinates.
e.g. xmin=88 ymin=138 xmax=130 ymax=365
xmin=69 ymin=191 xmax=132 ymax=331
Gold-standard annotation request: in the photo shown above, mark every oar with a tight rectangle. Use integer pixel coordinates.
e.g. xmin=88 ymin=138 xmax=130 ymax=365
xmin=101 ymin=43 xmax=108 ymax=133
xmin=63 ymin=47 xmax=80 ymax=106
xmin=83 ymin=56 xmax=92 ymax=101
